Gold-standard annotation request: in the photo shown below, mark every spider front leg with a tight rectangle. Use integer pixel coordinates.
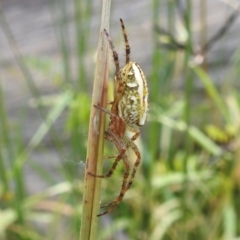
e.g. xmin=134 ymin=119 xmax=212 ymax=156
xmin=120 ymin=18 xmax=130 ymax=64
xmin=103 ymin=28 xmax=124 ymax=113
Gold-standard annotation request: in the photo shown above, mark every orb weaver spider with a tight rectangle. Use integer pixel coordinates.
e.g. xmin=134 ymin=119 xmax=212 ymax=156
xmin=88 ymin=19 xmax=148 ymax=217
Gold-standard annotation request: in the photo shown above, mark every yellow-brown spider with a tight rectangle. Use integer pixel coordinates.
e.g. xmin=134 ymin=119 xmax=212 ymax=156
xmin=88 ymin=19 xmax=148 ymax=217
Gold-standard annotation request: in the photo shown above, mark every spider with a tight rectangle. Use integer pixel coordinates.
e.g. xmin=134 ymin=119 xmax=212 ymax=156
xmin=88 ymin=19 xmax=148 ymax=217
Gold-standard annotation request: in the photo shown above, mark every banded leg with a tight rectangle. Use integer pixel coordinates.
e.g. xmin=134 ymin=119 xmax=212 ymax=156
xmin=92 ymin=132 xmax=141 ymax=216
xmin=90 ymin=129 xmax=139 ymax=187
xmin=123 ymin=135 xmax=141 ymax=191
xmin=97 ymin=153 xmax=129 ymax=216
xmin=101 ymin=129 xmax=140 ymax=186
xmin=91 ymin=105 xmax=127 ymax=180
xmin=98 ymin=149 xmax=140 ymax=217
xmin=88 ymin=131 xmax=128 ymax=179
xmin=103 ymin=28 xmax=123 ymax=94
xmin=103 ymin=29 xmax=124 ymax=113
xmin=98 ymin=131 xmax=141 ymax=215
xmin=88 ymin=147 xmax=130 ymax=217
xmin=103 ymin=29 xmax=120 ymax=74
xmin=96 ymin=132 xmax=130 ymax=217
xmin=104 ymin=132 xmax=141 ymax=204
xmin=120 ymin=19 xmax=131 ymax=64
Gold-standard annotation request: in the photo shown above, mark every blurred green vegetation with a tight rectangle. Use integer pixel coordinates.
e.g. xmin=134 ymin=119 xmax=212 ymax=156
xmin=1 ymin=1 xmax=240 ymax=240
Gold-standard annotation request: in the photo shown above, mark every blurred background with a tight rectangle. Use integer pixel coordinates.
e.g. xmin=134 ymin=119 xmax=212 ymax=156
xmin=1 ymin=0 xmax=240 ymax=239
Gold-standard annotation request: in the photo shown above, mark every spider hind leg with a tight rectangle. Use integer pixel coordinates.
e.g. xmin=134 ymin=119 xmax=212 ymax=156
xmin=97 ymin=154 xmax=129 ymax=217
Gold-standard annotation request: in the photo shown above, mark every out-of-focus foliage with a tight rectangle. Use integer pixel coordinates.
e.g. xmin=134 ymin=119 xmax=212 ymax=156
xmin=1 ymin=0 xmax=240 ymax=240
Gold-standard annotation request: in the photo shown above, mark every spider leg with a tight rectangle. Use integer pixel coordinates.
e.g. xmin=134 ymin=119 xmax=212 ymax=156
xmin=123 ymin=135 xmax=141 ymax=191
xmin=97 ymin=204 xmax=118 ymax=217
xmin=97 ymin=131 xmax=141 ymax=216
xmin=104 ymin=29 xmax=120 ymax=74
xmin=96 ymin=132 xmax=130 ymax=217
xmin=87 ymin=154 xmax=118 ymax=178
xmin=97 ymin=155 xmax=129 ymax=217
xmin=120 ymin=19 xmax=130 ymax=64
xmin=104 ymin=155 xmax=118 ymax=160
xmin=94 ymin=104 xmax=117 ymax=117
xmin=103 ymin=29 xmax=124 ymax=114
xmin=127 ymin=129 xmax=140 ymax=142
xmin=97 ymin=154 xmax=131 ymax=217
xmin=87 ymin=132 xmax=128 ymax=179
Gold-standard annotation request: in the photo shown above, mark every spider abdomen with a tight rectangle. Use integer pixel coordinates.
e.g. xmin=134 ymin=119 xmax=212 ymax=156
xmin=118 ymin=62 xmax=148 ymax=128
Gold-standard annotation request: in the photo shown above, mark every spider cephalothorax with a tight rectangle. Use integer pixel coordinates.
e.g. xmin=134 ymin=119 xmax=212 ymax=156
xmin=88 ymin=19 xmax=148 ymax=216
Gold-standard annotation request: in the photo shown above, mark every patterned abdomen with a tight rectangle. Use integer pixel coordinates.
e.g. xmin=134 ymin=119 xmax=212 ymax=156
xmin=118 ymin=62 xmax=148 ymax=129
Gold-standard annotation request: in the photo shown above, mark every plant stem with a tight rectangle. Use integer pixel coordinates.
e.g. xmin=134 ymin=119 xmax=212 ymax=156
xmin=79 ymin=1 xmax=111 ymax=239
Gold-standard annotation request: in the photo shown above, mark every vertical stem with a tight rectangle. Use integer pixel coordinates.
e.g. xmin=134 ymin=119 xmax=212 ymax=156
xmin=199 ymin=0 xmax=208 ymax=70
xmin=79 ymin=0 xmax=111 ymax=239
xmin=183 ymin=0 xmax=192 ymax=173
xmin=182 ymin=2 xmax=193 ymax=229
xmin=0 ymin=78 xmax=10 ymax=193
